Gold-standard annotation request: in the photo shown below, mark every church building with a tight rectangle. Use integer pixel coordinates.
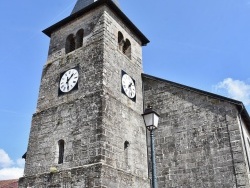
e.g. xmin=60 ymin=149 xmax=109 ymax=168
xmin=19 ymin=0 xmax=250 ymax=187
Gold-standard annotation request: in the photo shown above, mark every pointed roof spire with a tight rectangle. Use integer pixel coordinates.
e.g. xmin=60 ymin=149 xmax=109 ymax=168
xmin=71 ymin=0 xmax=119 ymax=15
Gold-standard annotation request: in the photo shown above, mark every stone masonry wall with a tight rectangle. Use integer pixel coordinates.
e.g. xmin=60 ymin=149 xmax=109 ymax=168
xmin=100 ymin=6 xmax=149 ymax=180
xmin=22 ymin=4 xmax=150 ymax=188
xmin=24 ymin=94 xmax=102 ymax=176
xmin=20 ymin=164 xmax=149 ymax=188
xmin=143 ymin=75 xmax=250 ymax=188
xmin=20 ymin=165 xmax=102 ymax=188
xmin=37 ymin=6 xmax=105 ymax=111
xmin=24 ymin=7 xmax=107 ymax=176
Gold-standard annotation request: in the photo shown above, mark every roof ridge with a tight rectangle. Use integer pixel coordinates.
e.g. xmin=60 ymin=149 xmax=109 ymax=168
xmin=142 ymin=73 xmax=242 ymax=105
xmin=142 ymin=73 xmax=250 ymax=126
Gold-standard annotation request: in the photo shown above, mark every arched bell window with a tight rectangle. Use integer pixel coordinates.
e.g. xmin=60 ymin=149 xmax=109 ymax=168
xmin=118 ymin=31 xmax=124 ymax=51
xmin=123 ymin=39 xmax=131 ymax=59
xmin=76 ymin=29 xmax=84 ymax=49
xmin=65 ymin=34 xmax=75 ymax=54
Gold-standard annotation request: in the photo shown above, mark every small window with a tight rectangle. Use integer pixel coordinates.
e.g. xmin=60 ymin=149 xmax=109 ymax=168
xmin=124 ymin=141 xmax=130 ymax=167
xmin=65 ymin=34 xmax=75 ymax=54
xmin=123 ymin=39 xmax=131 ymax=59
xmin=58 ymin=140 xmax=65 ymax=164
xmin=118 ymin=31 xmax=124 ymax=51
xmin=76 ymin=29 xmax=84 ymax=49
xmin=124 ymin=141 xmax=130 ymax=150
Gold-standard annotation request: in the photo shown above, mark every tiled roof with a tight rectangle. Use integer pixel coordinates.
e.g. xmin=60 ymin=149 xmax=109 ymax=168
xmin=0 ymin=179 xmax=18 ymax=188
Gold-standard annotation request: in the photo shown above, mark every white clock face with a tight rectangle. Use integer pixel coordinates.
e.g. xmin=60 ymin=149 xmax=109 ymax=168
xmin=122 ymin=74 xmax=136 ymax=99
xmin=59 ymin=69 xmax=79 ymax=93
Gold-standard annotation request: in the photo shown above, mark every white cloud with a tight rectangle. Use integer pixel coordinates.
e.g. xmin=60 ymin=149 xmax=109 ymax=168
xmin=0 ymin=149 xmax=24 ymax=180
xmin=16 ymin=158 xmax=25 ymax=168
xmin=0 ymin=149 xmax=13 ymax=168
xmin=0 ymin=167 xmax=24 ymax=180
xmin=214 ymin=78 xmax=250 ymax=105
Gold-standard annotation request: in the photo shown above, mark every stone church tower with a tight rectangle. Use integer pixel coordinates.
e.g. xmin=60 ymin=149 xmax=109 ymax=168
xmin=19 ymin=0 xmax=250 ymax=187
xmin=19 ymin=0 xmax=150 ymax=187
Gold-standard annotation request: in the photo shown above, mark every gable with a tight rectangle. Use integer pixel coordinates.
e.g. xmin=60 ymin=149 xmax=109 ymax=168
xmin=142 ymin=73 xmax=250 ymax=127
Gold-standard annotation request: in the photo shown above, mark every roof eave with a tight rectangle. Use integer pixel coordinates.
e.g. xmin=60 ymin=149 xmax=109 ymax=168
xmin=42 ymin=0 xmax=149 ymax=46
xmin=142 ymin=73 xmax=250 ymax=126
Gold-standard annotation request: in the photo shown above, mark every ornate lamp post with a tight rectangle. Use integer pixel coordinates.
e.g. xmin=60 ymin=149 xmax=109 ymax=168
xmin=142 ymin=106 xmax=160 ymax=188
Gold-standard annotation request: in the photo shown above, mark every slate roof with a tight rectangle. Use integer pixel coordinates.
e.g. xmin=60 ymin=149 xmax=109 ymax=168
xmin=43 ymin=0 xmax=149 ymax=46
xmin=72 ymin=0 xmax=119 ymax=15
xmin=142 ymin=73 xmax=250 ymax=126
xmin=0 ymin=179 xmax=18 ymax=188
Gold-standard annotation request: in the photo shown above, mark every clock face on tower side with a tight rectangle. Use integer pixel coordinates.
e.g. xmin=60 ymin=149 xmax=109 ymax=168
xmin=59 ymin=68 xmax=79 ymax=94
xmin=121 ymin=70 xmax=136 ymax=102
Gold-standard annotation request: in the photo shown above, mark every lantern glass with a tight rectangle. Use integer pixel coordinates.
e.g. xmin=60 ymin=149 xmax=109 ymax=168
xmin=142 ymin=107 xmax=160 ymax=130
xmin=143 ymin=113 xmax=153 ymax=128
xmin=153 ymin=114 xmax=159 ymax=128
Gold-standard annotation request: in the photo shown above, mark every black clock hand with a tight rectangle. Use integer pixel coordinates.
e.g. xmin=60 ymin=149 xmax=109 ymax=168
xmin=66 ymin=73 xmax=74 ymax=85
xmin=68 ymin=73 xmax=75 ymax=82
xmin=66 ymin=75 xmax=70 ymax=84
xmin=70 ymin=73 xmax=74 ymax=79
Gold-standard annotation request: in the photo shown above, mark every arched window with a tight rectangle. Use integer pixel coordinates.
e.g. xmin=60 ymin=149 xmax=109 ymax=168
xmin=58 ymin=140 xmax=65 ymax=164
xmin=118 ymin=31 xmax=124 ymax=51
xmin=65 ymin=34 xmax=75 ymax=54
xmin=124 ymin=141 xmax=130 ymax=167
xmin=123 ymin=39 xmax=131 ymax=59
xmin=124 ymin=141 xmax=130 ymax=150
xmin=76 ymin=29 xmax=84 ymax=49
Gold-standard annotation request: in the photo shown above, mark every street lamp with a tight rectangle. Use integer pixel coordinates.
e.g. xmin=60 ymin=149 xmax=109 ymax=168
xmin=142 ymin=106 xmax=160 ymax=188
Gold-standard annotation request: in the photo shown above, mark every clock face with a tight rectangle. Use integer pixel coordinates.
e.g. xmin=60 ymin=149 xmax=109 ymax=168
xmin=121 ymin=71 xmax=136 ymax=101
xmin=59 ymin=68 xmax=79 ymax=93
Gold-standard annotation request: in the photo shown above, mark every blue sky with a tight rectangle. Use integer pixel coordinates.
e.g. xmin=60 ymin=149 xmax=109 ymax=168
xmin=1 ymin=0 xmax=250 ymax=179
